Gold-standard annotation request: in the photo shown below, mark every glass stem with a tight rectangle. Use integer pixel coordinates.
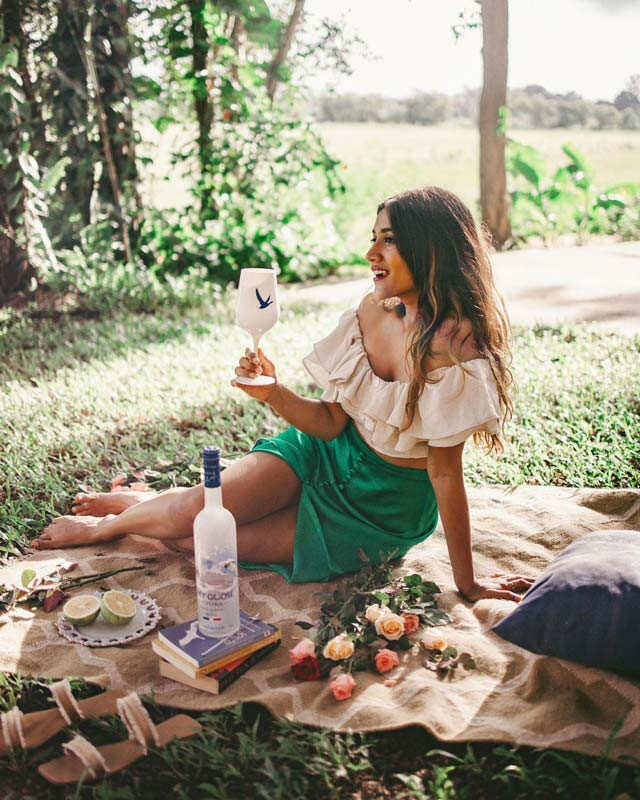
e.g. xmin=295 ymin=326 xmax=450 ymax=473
xmin=252 ymin=333 xmax=261 ymax=354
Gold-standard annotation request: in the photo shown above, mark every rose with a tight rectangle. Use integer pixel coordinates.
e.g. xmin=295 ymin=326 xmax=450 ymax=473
xmin=374 ymin=612 xmax=405 ymax=641
xmin=421 ymin=631 xmax=448 ymax=651
xmin=330 ymin=673 xmax=356 ymax=701
xmin=323 ymin=632 xmax=355 ymax=661
xmin=290 ymin=655 xmax=321 ymax=681
xmin=401 ymin=613 xmax=420 ymax=634
xmin=365 ymin=604 xmax=389 ymax=623
xmin=289 ymin=637 xmax=316 ymax=665
xmin=374 ymin=648 xmax=400 ymax=674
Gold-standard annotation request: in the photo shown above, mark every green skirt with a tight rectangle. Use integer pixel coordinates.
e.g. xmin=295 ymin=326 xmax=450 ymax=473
xmin=240 ymin=420 xmax=438 ymax=583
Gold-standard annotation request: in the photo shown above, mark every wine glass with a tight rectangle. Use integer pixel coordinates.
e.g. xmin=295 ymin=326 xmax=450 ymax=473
xmin=234 ymin=268 xmax=279 ymax=386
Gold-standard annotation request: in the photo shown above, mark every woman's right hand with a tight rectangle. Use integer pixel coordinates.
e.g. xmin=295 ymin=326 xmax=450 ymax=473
xmin=230 ymin=347 xmax=279 ymax=403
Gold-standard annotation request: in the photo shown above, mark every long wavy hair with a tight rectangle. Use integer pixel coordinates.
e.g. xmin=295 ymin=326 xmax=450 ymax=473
xmin=379 ymin=186 xmax=513 ymax=452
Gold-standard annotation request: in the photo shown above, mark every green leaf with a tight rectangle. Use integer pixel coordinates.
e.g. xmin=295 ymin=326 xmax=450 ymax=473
xmin=41 ymin=157 xmax=71 ymax=193
xmin=402 ymin=573 xmax=423 ymax=588
xmin=374 ymin=591 xmax=390 ymax=606
xmin=295 ymin=620 xmax=313 ymax=630
xmin=154 ymin=116 xmax=177 ymax=133
xmin=17 ymin=153 xmax=39 ymax=180
xmin=21 ymin=569 xmax=36 ymax=588
xmin=561 ymin=143 xmax=591 ymax=176
xmin=0 ymin=44 xmax=18 ymax=71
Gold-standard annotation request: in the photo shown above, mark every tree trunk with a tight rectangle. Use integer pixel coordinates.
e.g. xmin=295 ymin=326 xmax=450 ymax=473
xmin=189 ymin=0 xmax=215 ymax=217
xmin=0 ymin=231 xmax=37 ymax=307
xmin=266 ymin=0 xmax=305 ymax=101
xmin=83 ymin=3 xmax=133 ymax=264
xmin=479 ymin=0 xmax=511 ymax=249
xmin=93 ymin=0 xmax=140 ymax=239
xmin=50 ymin=3 xmax=93 ymax=247
xmin=0 ymin=0 xmax=26 ymax=239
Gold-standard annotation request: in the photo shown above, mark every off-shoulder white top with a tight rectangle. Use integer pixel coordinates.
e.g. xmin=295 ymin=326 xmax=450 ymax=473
xmin=302 ymin=307 xmax=501 ymax=459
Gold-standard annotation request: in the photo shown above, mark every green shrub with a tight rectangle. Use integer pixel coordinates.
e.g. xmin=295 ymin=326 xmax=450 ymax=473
xmin=507 ymin=138 xmax=640 ymax=243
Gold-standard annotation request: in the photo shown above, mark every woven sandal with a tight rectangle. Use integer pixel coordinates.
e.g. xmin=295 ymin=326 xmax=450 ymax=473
xmin=38 ymin=691 xmax=201 ymax=784
xmin=0 ymin=679 xmax=127 ymax=756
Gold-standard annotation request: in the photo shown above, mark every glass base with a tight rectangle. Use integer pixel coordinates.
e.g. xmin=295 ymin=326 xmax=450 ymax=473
xmin=235 ymin=374 xmax=276 ymax=386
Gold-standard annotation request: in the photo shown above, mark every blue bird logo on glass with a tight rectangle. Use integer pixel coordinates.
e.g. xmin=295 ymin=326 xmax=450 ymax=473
xmin=255 ymin=288 xmax=273 ymax=309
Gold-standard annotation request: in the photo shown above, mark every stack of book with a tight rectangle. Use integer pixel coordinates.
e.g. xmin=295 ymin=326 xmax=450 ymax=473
xmin=153 ymin=611 xmax=280 ymax=695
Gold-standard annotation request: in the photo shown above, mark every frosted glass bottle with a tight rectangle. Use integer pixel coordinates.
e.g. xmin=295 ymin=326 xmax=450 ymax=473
xmin=193 ymin=446 xmax=240 ymax=637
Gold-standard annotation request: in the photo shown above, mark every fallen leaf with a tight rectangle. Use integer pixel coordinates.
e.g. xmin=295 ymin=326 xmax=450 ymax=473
xmin=21 ymin=568 xmax=36 ymax=588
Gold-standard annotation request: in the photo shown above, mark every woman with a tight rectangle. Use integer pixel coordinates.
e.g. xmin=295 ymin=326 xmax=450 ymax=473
xmin=33 ymin=187 xmax=532 ymax=602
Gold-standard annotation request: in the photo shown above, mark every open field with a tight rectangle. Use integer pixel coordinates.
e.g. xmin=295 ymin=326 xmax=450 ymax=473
xmin=138 ymin=119 xmax=640 ymax=259
xmin=316 ymin=123 xmax=640 ymax=254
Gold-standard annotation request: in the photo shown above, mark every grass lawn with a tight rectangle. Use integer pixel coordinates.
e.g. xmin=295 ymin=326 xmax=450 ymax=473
xmin=1 ymin=288 xmax=639 ymax=797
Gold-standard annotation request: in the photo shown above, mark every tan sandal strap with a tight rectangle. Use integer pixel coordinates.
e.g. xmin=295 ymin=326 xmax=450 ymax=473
xmin=116 ymin=693 xmax=160 ymax=752
xmin=1 ymin=706 xmax=26 ymax=750
xmin=50 ymin=680 xmax=84 ymax=724
xmin=62 ymin=734 xmax=108 ymax=779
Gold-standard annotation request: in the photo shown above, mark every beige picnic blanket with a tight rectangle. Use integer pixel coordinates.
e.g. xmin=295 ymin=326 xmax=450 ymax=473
xmin=1 ymin=485 xmax=639 ymax=762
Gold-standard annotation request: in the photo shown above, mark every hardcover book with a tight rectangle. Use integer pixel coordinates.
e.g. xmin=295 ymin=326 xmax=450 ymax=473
xmin=158 ymin=640 xmax=280 ymax=695
xmin=156 ymin=612 xmax=280 ymax=676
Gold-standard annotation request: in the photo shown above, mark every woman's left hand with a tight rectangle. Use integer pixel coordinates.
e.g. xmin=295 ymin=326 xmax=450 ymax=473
xmin=458 ymin=574 xmax=535 ymax=603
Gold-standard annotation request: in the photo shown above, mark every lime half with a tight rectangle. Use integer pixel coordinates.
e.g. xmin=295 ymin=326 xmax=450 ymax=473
xmin=100 ymin=590 xmax=137 ymax=625
xmin=63 ymin=594 xmax=101 ymax=627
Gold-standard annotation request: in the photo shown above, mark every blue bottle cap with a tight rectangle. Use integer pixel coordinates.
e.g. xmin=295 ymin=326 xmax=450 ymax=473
xmin=202 ymin=446 xmax=221 ymax=488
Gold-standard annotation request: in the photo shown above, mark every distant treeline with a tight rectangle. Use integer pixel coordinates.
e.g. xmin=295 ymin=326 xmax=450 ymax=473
xmin=311 ymin=84 xmax=640 ymax=130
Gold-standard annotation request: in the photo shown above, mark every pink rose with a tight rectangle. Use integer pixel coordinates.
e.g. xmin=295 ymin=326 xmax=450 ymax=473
xmin=289 ymin=637 xmax=316 ymax=665
xmin=330 ymin=673 xmax=356 ymax=701
xmin=402 ymin=613 xmax=420 ymax=634
xmin=374 ymin=648 xmax=400 ymax=674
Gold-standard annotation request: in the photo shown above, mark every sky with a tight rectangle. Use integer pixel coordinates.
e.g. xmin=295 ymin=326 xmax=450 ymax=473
xmin=304 ymin=0 xmax=640 ymax=101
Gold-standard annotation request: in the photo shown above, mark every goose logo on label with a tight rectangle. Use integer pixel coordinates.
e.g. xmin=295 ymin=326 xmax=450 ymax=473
xmin=255 ymin=287 xmax=273 ymax=309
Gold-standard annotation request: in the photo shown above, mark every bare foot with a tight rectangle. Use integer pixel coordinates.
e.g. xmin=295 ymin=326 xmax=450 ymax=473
xmin=31 ymin=515 xmax=121 ymax=550
xmin=72 ymin=491 xmax=153 ymax=517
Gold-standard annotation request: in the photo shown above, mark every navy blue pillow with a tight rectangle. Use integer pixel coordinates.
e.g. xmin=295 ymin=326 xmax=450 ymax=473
xmin=493 ymin=529 xmax=640 ymax=678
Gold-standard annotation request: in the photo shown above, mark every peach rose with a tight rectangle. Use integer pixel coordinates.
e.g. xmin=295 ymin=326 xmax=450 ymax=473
xmin=322 ymin=632 xmax=355 ymax=661
xmin=330 ymin=673 xmax=356 ymax=701
xmin=365 ymin=604 xmax=388 ymax=623
xmin=421 ymin=631 xmax=448 ymax=651
xmin=374 ymin=648 xmax=400 ymax=674
xmin=374 ymin=612 xmax=405 ymax=641
xmin=289 ymin=637 xmax=316 ymax=665
xmin=402 ymin=613 xmax=420 ymax=634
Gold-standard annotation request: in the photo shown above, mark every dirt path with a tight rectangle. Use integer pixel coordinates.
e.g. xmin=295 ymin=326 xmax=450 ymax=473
xmin=284 ymin=240 xmax=640 ymax=335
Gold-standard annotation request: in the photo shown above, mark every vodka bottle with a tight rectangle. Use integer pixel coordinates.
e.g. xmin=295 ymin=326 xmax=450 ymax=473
xmin=194 ymin=446 xmax=240 ymax=637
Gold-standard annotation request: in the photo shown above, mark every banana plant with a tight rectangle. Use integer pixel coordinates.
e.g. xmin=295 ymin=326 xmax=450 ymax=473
xmin=506 ymin=138 xmax=640 ymax=243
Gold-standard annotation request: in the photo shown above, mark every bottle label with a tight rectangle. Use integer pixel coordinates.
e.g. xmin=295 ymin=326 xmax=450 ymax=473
xmin=196 ymin=553 xmax=239 ymax=635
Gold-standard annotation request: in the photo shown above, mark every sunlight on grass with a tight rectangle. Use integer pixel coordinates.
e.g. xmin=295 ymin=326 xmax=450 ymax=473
xmin=1 ymin=291 xmax=639 ymax=555
xmin=1 ymin=288 xmax=639 ymax=797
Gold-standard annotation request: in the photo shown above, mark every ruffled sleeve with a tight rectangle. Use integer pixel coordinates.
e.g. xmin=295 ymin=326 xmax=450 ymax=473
xmin=302 ymin=307 xmax=501 ymax=457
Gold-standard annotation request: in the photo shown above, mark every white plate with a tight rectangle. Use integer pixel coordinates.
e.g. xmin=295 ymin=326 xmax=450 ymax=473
xmin=56 ymin=590 xmax=161 ymax=647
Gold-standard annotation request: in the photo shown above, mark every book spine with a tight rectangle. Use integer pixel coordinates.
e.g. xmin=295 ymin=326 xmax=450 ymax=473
xmin=196 ymin=631 xmax=281 ymax=676
xmin=217 ymin=641 xmax=280 ymax=692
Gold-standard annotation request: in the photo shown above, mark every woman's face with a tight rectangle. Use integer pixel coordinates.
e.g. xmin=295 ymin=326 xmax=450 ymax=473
xmin=366 ymin=207 xmax=418 ymax=306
